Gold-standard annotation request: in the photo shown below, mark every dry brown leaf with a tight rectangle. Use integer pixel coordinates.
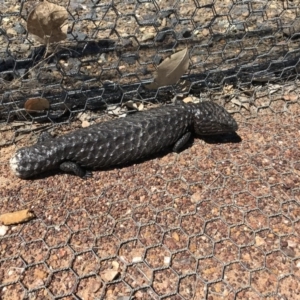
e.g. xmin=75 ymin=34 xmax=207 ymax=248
xmin=24 ymin=97 xmax=50 ymax=113
xmin=27 ymin=0 xmax=68 ymax=44
xmin=146 ymin=48 xmax=189 ymax=89
xmin=0 ymin=209 xmax=35 ymax=225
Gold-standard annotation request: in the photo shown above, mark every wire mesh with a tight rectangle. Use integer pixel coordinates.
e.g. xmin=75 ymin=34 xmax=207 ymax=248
xmin=0 ymin=0 xmax=300 ymax=299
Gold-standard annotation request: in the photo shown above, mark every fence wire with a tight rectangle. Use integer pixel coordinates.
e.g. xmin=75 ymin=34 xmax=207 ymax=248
xmin=0 ymin=0 xmax=300 ymax=299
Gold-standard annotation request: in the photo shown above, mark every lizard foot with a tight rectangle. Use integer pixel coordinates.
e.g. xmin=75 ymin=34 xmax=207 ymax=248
xmin=60 ymin=161 xmax=91 ymax=178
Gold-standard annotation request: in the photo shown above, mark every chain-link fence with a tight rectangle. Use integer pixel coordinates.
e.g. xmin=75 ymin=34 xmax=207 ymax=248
xmin=0 ymin=0 xmax=300 ymax=299
xmin=1 ymin=0 xmax=299 ymax=126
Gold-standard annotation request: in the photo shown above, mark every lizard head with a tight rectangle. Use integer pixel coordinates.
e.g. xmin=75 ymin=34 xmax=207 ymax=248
xmin=192 ymin=101 xmax=238 ymax=135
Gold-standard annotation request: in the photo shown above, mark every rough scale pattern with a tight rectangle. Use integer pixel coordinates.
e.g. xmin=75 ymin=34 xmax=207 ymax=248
xmin=10 ymin=101 xmax=238 ymax=178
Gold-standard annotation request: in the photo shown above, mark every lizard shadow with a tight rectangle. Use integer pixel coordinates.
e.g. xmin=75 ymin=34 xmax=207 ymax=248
xmin=99 ymin=132 xmax=242 ymax=170
xmin=197 ymin=132 xmax=242 ymax=144
xmin=30 ymin=132 xmax=242 ymax=180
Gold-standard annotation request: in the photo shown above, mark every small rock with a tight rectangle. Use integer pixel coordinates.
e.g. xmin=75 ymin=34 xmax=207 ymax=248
xmin=81 ymin=120 xmax=90 ymax=128
xmin=283 ymin=247 xmax=296 ymax=258
xmin=100 ymin=269 xmax=119 ymax=282
xmin=172 ymin=232 xmax=180 ymax=241
xmin=132 ymin=257 xmax=143 ymax=263
xmin=164 ymin=256 xmax=171 ymax=265
xmin=14 ymin=23 xmax=26 ymax=34
xmin=77 ymin=112 xmax=90 ymax=122
xmin=0 ymin=225 xmax=8 ymax=236
xmin=183 ymin=96 xmax=193 ymax=103
xmin=6 ymin=28 xmax=16 ymax=36
xmin=202 ymin=28 xmax=210 ymax=36
xmin=191 ymin=192 xmax=201 ymax=203
xmin=141 ymin=33 xmax=155 ymax=42
xmin=19 ymin=44 xmax=30 ymax=52
xmin=287 ymin=240 xmax=297 ymax=248
xmin=111 ymin=261 xmax=119 ymax=270
xmin=255 ymin=236 xmax=265 ymax=246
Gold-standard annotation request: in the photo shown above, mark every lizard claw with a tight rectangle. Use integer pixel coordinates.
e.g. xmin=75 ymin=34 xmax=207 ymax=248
xmin=83 ymin=171 xmax=93 ymax=179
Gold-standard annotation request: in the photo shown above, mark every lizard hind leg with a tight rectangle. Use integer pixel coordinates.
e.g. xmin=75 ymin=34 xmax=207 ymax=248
xmin=59 ymin=161 xmax=92 ymax=178
xmin=172 ymin=132 xmax=191 ymax=152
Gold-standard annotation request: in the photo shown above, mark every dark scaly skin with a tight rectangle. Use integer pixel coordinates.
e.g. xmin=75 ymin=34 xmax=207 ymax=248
xmin=10 ymin=101 xmax=238 ymax=179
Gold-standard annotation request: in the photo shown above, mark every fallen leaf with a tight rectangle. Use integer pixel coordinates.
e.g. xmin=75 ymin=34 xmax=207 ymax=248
xmin=0 ymin=209 xmax=35 ymax=225
xmin=146 ymin=48 xmax=189 ymax=89
xmin=27 ymin=0 xmax=68 ymax=44
xmin=24 ymin=98 xmax=50 ymax=113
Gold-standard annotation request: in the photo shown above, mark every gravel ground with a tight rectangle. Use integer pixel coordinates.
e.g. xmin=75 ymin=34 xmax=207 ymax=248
xmin=1 ymin=0 xmax=300 ymax=299
xmin=0 ymin=102 xmax=299 ymax=299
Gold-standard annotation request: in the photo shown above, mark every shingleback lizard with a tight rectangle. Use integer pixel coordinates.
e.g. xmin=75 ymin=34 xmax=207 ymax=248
xmin=10 ymin=101 xmax=238 ymax=179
